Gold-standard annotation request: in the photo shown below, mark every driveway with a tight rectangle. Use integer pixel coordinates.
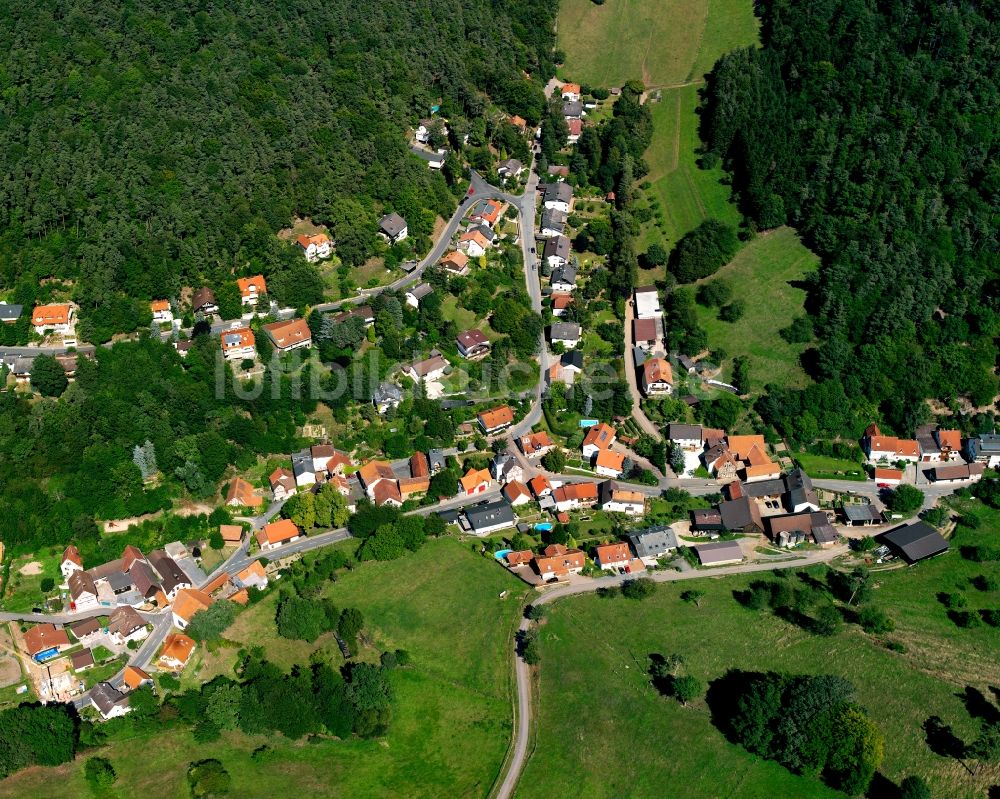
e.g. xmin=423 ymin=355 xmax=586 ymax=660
xmin=622 ymin=298 xmax=664 ymax=441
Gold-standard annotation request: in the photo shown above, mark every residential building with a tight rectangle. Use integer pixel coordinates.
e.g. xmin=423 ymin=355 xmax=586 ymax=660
xmin=255 ymin=519 xmax=302 ymax=552
xmin=459 ymin=228 xmax=491 ymax=258
xmin=594 ymin=542 xmax=632 ymax=571
xmin=357 ymin=460 xmax=396 ymax=496
xmin=171 ymin=588 xmax=212 ymax=630
xmin=406 ymin=354 xmax=448 ymax=383
xmin=409 ymin=146 xmax=448 ymax=169
xmin=428 ymin=449 xmax=447 ymax=474
xmin=220 ymin=327 xmax=256 ymax=361
xmin=550 ymin=264 xmax=577 ymax=292
xmin=405 ymin=283 xmax=434 ymax=308
xmin=519 ymin=431 xmax=555 ymax=459
xmin=237 ymin=275 xmax=266 ymax=307
xmin=634 ymin=286 xmax=662 ymax=319
xmin=372 ymin=480 xmax=403 ymax=507
xmin=529 ymin=475 xmax=553 ymax=498
xmin=414 ymin=118 xmax=447 ymax=145
xmin=695 ymin=540 xmax=744 ymax=566
xmin=509 ymin=115 xmax=528 ymax=133
xmin=291 ymin=449 xmax=316 ymax=488
xmin=633 ymin=318 xmax=658 ymax=349
xmin=470 ymin=199 xmax=503 ymax=228
xmin=312 ymin=444 xmax=350 ymax=474
xmin=71 ymin=650 xmax=95 ymax=672
xmin=594 ymin=449 xmax=626 ymax=478
xmin=0 ymin=302 xmax=23 ymax=323
xmin=457 ymin=329 xmax=491 ymax=359
xmin=263 ymin=318 xmax=312 ymax=352
xmin=31 ymin=303 xmax=75 ymax=335
xmin=477 ymin=405 xmax=515 ymax=435
xmin=60 ymin=545 xmax=83 ymax=580
xmin=543 ymin=235 xmax=571 ymax=270
xmin=122 ymin=666 xmax=153 ymax=692
xmin=236 ymin=560 xmax=269 ymax=591
xmin=410 ymin=451 xmax=430 ymax=479
xmin=628 ymin=527 xmax=679 ymax=565
xmin=879 ymin=522 xmax=949 ymax=564
xmin=561 ymin=83 xmax=581 ymax=101
xmin=549 ymin=321 xmax=581 ymax=349
xmin=874 ymin=467 xmax=903 ymax=487
xmin=460 ymin=468 xmax=493 ymax=496
xmin=598 ymin=480 xmax=645 ymax=515
xmin=372 ymin=382 xmax=403 ymax=414
xmin=928 ymin=463 xmax=985 ymax=484
xmin=91 ymin=683 xmax=131 ymax=720
xmin=331 ymin=305 xmax=375 ymax=327
xmin=551 ymin=482 xmax=599 ymax=512
xmin=861 ymin=424 xmax=920 ymax=463
xmin=566 ymin=118 xmax=582 ymax=144
xmin=465 ymin=500 xmax=516 ymax=536
xmin=398 ymin=476 xmax=429 ymax=500
xmin=667 ymin=424 xmax=703 ymax=450
xmin=504 ymin=481 xmax=532 ymax=507
xmin=107 ymin=606 xmax=149 ymax=646
xmin=562 ymin=100 xmax=583 ymax=119
xmin=964 ymin=433 xmax=1000 ymax=468
xmin=498 ymin=158 xmax=523 ymax=178
xmin=269 ymin=468 xmax=297 ymax=500
xmin=540 ymin=209 xmax=567 ymax=237
xmin=158 ymin=633 xmax=197 ymax=671
xmin=296 ymin=233 xmax=332 ymax=262
xmin=641 ymin=358 xmax=673 ymax=395
xmin=490 ymin=453 xmax=524 ymax=485
xmin=147 ymin=550 xmax=192 ymax=601
xmin=191 ymin=287 xmax=218 ymax=315
xmin=70 ymin=618 xmax=101 ymax=645
xmin=582 ymin=423 xmax=616 ymax=458
xmin=23 ymin=624 xmax=71 ymax=659
xmin=226 ymin=477 xmax=262 ymax=510
xmin=68 ymin=571 xmax=100 ymax=611
xmin=550 ymin=292 xmax=572 ymax=316
xmin=534 ymin=544 xmax=586 ymax=580
xmin=440 ymin=250 xmax=470 ymax=276
xmin=151 ymin=300 xmax=173 ymax=323
xmin=542 ymin=182 xmax=573 ymax=213
xmin=378 ymin=213 xmax=408 ymax=244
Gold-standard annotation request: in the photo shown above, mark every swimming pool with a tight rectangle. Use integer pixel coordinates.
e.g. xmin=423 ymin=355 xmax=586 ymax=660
xmin=494 ymin=549 xmax=513 ymax=560
xmin=534 ymin=523 xmax=554 ymax=532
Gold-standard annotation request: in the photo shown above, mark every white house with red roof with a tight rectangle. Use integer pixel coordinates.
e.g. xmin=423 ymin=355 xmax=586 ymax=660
xmin=296 ymin=233 xmax=332 ymax=262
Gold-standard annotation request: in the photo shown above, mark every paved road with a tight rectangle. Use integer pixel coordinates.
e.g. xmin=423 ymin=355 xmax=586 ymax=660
xmin=621 ymin=299 xmax=664 ymax=441
xmin=494 ymin=543 xmax=850 ymax=799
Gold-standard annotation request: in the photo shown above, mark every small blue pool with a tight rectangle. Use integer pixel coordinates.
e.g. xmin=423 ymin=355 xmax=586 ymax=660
xmin=494 ymin=549 xmax=513 ymax=561
xmin=534 ymin=523 xmax=554 ymax=532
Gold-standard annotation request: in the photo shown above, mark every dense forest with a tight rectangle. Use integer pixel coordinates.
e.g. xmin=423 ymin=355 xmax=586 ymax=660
xmin=703 ymin=0 xmax=999 ymax=439
xmin=0 ymin=0 xmax=556 ymax=340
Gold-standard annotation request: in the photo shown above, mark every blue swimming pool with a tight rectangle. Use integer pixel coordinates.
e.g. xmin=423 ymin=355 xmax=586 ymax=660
xmin=494 ymin=549 xmax=513 ymax=561
xmin=534 ymin=523 xmax=554 ymax=532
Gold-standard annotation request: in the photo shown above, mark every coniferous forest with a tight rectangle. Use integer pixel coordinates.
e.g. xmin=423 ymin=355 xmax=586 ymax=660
xmin=704 ymin=0 xmax=999 ymax=439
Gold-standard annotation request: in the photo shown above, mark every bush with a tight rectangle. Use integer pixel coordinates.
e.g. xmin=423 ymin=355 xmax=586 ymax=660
xmin=948 ymin=609 xmax=981 ymax=628
xmin=696 ymin=279 xmax=732 ymax=308
xmin=187 ymin=759 xmax=231 ymax=798
xmin=621 ymin=577 xmax=657 ymax=600
xmin=972 ymin=574 xmax=999 ymax=592
xmin=778 ymin=316 xmax=813 ymax=343
xmin=979 ymin=609 xmax=1000 ymax=627
xmin=886 ymin=485 xmax=924 ymax=514
xmin=858 ymin=606 xmax=895 ymax=634
xmin=40 ymin=577 xmax=55 ymax=593
xmin=669 ymin=219 xmax=739 ymax=283
xmin=84 ymin=756 xmax=117 ymax=794
xmin=898 ymin=775 xmax=931 ymax=799
xmin=719 ymin=300 xmax=746 ymax=323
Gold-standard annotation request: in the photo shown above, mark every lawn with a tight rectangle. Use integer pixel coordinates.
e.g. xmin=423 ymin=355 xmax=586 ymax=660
xmin=517 ymin=503 xmax=1000 ymax=799
xmin=0 ymin=538 xmax=530 ymax=799
xmin=794 ymin=451 xmax=867 ymax=482
xmin=694 ymin=227 xmax=818 ymax=390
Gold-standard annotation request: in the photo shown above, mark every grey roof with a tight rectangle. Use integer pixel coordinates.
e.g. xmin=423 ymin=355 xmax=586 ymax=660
xmin=469 ymin=222 xmax=496 ymax=242
xmin=629 ymin=527 xmax=679 ymax=559
xmin=742 ymin=477 xmax=787 ymax=499
xmin=410 ymin=146 xmax=448 ymax=162
xmin=667 ymin=424 xmax=703 ymax=442
xmin=632 ymin=346 xmax=646 ymax=367
xmin=915 ymin=424 xmax=940 ymax=455
xmin=11 ymin=356 xmax=32 ymax=375
xmin=544 ymin=235 xmax=571 ymax=262
xmin=408 ymin=283 xmax=434 ymax=300
xmin=550 ymin=322 xmax=581 ymax=342
xmin=465 ymin=500 xmax=515 ymax=532
xmin=695 ymin=540 xmax=744 ymax=564
xmin=551 ymin=264 xmax=577 ymax=286
xmin=428 ymin=449 xmax=447 ymax=472
xmin=128 ymin=561 xmax=161 ymax=598
xmin=379 ymin=212 xmax=407 ymax=238
xmin=843 ymin=504 xmax=883 ymax=523
xmin=0 ymin=303 xmax=23 ymax=321
xmin=105 ymin=571 xmax=134 ymax=594
xmin=91 ymin=682 xmax=128 ymax=715
xmin=108 ymin=606 xmax=146 ymax=638
xmin=810 ymin=513 xmax=839 ymax=543
xmin=544 ymin=183 xmax=573 ymax=204
xmin=784 ymin=468 xmax=818 ymax=508
xmin=719 ymin=497 xmax=762 ymax=532
xmin=562 ymin=100 xmax=583 ymax=117
xmin=373 ymin=382 xmax=403 ymax=404
xmin=561 ymin=350 xmax=583 ymax=370
xmin=147 ymin=550 xmax=190 ymax=594
xmin=292 ymin=448 xmax=314 ymax=479
xmin=541 ymin=209 xmax=567 ymax=233
xmin=492 ymin=453 xmax=519 ymax=478
xmin=970 ymin=433 xmax=1000 ymax=456
xmin=499 ymin=158 xmax=522 ymax=174
xmin=879 ymin=522 xmax=950 ymax=563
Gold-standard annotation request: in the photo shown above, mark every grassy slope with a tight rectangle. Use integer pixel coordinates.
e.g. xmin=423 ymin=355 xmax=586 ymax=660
xmin=694 ymin=227 xmax=817 ymax=390
xmin=518 ymin=503 xmax=1000 ymax=798
xmin=0 ymin=539 xmax=529 ymax=799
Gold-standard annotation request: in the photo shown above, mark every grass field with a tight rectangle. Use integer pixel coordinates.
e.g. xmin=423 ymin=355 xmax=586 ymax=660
xmin=0 ymin=539 xmax=530 ymax=799
xmin=694 ymin=227 xmax=818 ymax=390
xmin=518 ymin=501 xmax=1000 ymax=799
xmin=794 ymin=451 xmax=867 ymax=481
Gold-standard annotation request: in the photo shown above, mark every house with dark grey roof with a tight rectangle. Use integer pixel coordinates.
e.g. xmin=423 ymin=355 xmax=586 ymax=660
xmin=0 ymin=303 xmax=23 ymax=323
xmin=378 ymin=213 xmax=408 ymax=244
xmin=291 ymin=448 xmax=316 ymax=488
xmin=628 ymin=527 xmax=679 ymax=563
xmin=718 ymin=496 xmax=764 ymax=533
xmin=464 ymin=500 xmax=516 ymax=536
xmin=405 ymin=283 xmax=434 ymax=309
xmin=540 ymin=209 xmax=567 ymax=237
xmin=560 ymin=350 xmax=583 ymax=372
xmin=410 ymin=146 xmax=448 ymax=169
xmin=373 ymin=382 xmax=403 ymax=414
xmin=549 ymin=322 xmax=581 ymax=349
xmin=964 ymin=433 xmax=1000 ymax=468
xmin=90 ymin=682 xmax=131 ymax=720
xmin=667 ymin=424 xmax=703 ymax=449
xmin=498 ymin=158 xmax=523 ymax=178
xmin=784 ymin=468 xmax=819 ymax=512
xmin=879 ymin=521 xmax=949 ymax=563
xmin=550 ymin=264 xmax=577 ymax=292
xmin=544 ymin=235 xmax=571 ymax=270
xmin=428 ymin=449 xmax=446 ymax=474
xmin=543 ymin=182 xmax=573 ymax=212
xmin=562 ymin=100 xmax=584 ymax=119
xmin=842 ymin=504 xmax=884 ymax=526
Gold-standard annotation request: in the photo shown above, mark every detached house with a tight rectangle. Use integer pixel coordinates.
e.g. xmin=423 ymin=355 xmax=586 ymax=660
xmin=566 ymin=118 xmax=582 ymax=144
xmin=470 ymin=199 xmax=503 ymax=228
xmin=534 ymin=544 xmax=586 ymax=580
xmin=373 ymin=382 xmax=403 ymax=414
xmin=158 ymin=633 xmax=196 ymax=671
xmin=297 ymin=233 xmax=332 ymax=262
xmin=171 ymin=589 xmax=212 ymax=631
xmin=544 ymin=235 xmax=571 ymax=270
xmin=540 ymin=209 xmax=567 ymax=238
xmin=357 ymin=460 xmax=396 ymax=497
xmin=237 ymin=275 xmax=266 ymax=307
xmin=641 ymin=358 xmax=673 ymax=395
xmin=60 ymin=545 xmax=83 ymax=580
xmin=550 ymin=264 xmax=577 ymax=292
xmin=151 ymin=300 xmax=173 ymax=323
xmin=552 ymin=482 xmax=599 ymax=512
xmin=582 ymin=423 xmax=616 ymax=459
xmin=561 ymin=83 xmax=582 ymax=102
xmin=862 ymin=424 xmax=920 ymax=463
xmin=594 ymin=542 xmax=632 ymax=571
xmin=504 ymin=481 xmax=532 ymax=507
xmin=519 ymin=431 xmax=555 ymax=459
xmin=441 ymin=250 xmax=470 ymax=276
xmin=31 ymin=303 xmax=75 ymax=336
xmin=68 ymin=571 xmax=100 ymax=611
xmin=405 ymin=283 xmax=434 ymax=308
xmin=477 ymin=405 xmax=515 ymax=435
xmin=598 ymin=481 xmax=645 ymax=515
xmin=192 ymin=287 xmax=218 ymax=315
xmin=255 ymin=519 xmax=301 ymax=552
xmin=220 ymin=327 xmax=256 ymax=361
xmin=263 ymin=319 xmax=312 ymax=352
xmin=549 ymin=321 xmax=581 ymax=349
xmin=543 ymin=182 xmax=573 ymax=214
xmin=226 ymin=477 xmax=263 ymax=510
xmin=498 ymin=159 xmax=523 ymax=178
xmin=459 ymin=228 xmax=491 ymax=258
xmin=107 ymin=606 xmax=149 ymax=646
xmin=406 ymin=354 xmax=448 ymax=383
xmin=465 ymin=500 xmax=516 ymax=536
xmin=633 ymin=318 xmax=658 ymax=349
xmin=457 ymin=329 xmax=491 ymax=359
xmin=594 ymin=449 xmax=626 ymax=478
xmin=91 ymin=683 xmax=131 ymax=720
xmin=379 ymin=213 xmax=408 ymax=244
xmin=490 ymin=453 xmax=524 ymax=485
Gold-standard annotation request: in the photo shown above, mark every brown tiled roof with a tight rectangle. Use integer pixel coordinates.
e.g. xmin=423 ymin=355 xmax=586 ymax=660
xmin=478 ymin=406 xmax=514 ymax=431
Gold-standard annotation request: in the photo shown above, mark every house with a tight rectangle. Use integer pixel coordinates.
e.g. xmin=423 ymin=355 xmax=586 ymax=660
xmin=373 ymin=382 xmax=403 ymax=414
xmin=964 ymin=433 xmax=1000 ymax=468
xmin=594 ymin=542 xmax=632 ymax=571
xmin=236 ymin=560 xmax=269 ymax=591
xmin=874 ymin=467 xmax=903 ymax=487
xmin=928 ymin=463 xmax=985 ymax=484
xmin=695 ymin=540 xmax=744 ymax=566
xmin=878 ymin=522 xmax=949 ymax=564
xmin=519 ymin=431 xmax=555 ymax=459
xmin=151 ymin=300 xmax=173 ymax=323
xmin=122 ymin=666 xmax=153 ymax=692
xmin=91 ymin=683 xmax=131 ymax=720
xmin=398 ymin=476 xmax=429 ymax=500
xmin=220 ymin=327 xmax=256 ymax=361
xmin=147 ymin=550 xmax=192 ymax=601
xmin=540 ymin=209 xmax=567 ymax=238
xmin=428 ymin=449 xmax=447 ymax=474
xmin=191 ymin=287 xmax=218 ymax=315
xmin=633 ymin=318 xmax=658 ymax=349
xmin=566 ymin=119 xmax=582 ymax=144
xmin=331 ymin=305 xmax=375 ymax=327
xmin=226 ymin=477 xmax=263 ymax=510
xmin=529 ymin=475 xmax=553 ymax=498
xmin=410 ymin=452 xmax=430 ymax=480
xmin=470 ymin=199 xmax=503 ymax=228
xmin=498 ymin=158 xmax=523 ymax=178
xmin=549 ymin=321 xmax=581 ymax=349
xmin=0 ymin=302 xmax=23 ymax=323
xmin=491 ymin=453 xmax=524 ymax=485
xmin=782 ymin=468 xmax=820 ymax=512
xmin=509 ymin=115 xmax=528 ymax=133
xmin=465 ymin=500 xmax=516 ymax=536
xmin=504 ymin=481 xmax=532 ymax=507
xmin=174 ymin=339 xmax=194 ymax=358
xmin=598 ymin=480 xmax=645 ymax=514
xmin=457 ymin=329 xmax=491 ymax=359
xmin=263 ymin=318 xmax=312 ymax=352
xmin=543 ymin=182 xmax=573 ymax=213
xmin=543 ymin=235 xmax=571 ymax=270
xmin=478 ymin=405 xmax=515 ymax=435
xmin=108 ymin=606 xmax=149 ymax=645
xmin=269 ymin=468 xmax=297 ymax=500
xmin=372 ymin=480 xmax=403 ymax=507
xmin=505 ymin=549 xmax=534 ymax=567
xmin=460 ymin=468 xmax=493 ymax=496
xmin=237 ymin=275 xmax=267 ymax=307
xmin=547 ymin=164 xmax=570 ymax=178
xmin=743 ymin=445 xmax=781 ymax=482
xmin=410 ymin=146 xmax=448 ymax=169
xmin=406 ymin=354 xmax=449 ymax=383
xmin=629 ymin=527 xmax=679 ymax=565
xmin=862 ymin=424 xmax=920 ymax=463
xmin=716 ymin=496 xmax=764 ymax=534
xmin=296 ymin=233 xmax=332 ymax=262
xmin=23 ymin=624 xmax=71 ymax=660
xmin=633 ymin=286 xmax=662 ymax=320
xmin=667 ymin=424 xmax=703 ymax=450
xmin=841 ymin=504 xmax=883 ymax=526
xmin=582 ymin=423 xmax=616 ymax=458
xmin=70 ymin=618 xmax=101 ymax=645
xmin=550 ymin=264 xmax=577 ymax=292
xmin=405 ymin=283 xmax=434 ymax=308
xmin=31 ymin=303 xmax=75 ymax=335
xmin=915 ymin=425 xmax=963 ymax=463
xmin=551 ymin=482 xmax=599 ymax=512
xmin=561 ymin=83 xmax=581 ymax=102
xmin=71 ymin=649 xmax=95 ymax=672
xmin=255 ymin=519 xmax=302 ymax=552
xmin=459 ymin=228 xmax=491 ymax=258
xmin=641 ymin=358 xmax=673 ymax=396
xmin=550 ymin=293 xmax=573 ymax=318
xmin=378 ymin=213 xmax=408 ymax=244
xmin=158 ymin=633 xmax=197 ymax=671
xmin=357 ymin=460 xmax=396 ymax=496
xmin=594 ymin=449 xmax=626 ymax=479
xmin=414 ymin=118 xmax=448 ymax=145
xmin=171 ymin=588 xmax=212 ymax=630
xmin=68 ymin=571 xmax=100 ymax=611
xmin=440 ymin=250 xmax=470 ymax=276
xmin=312 ymin=444 xmax=350 ymax=475
xmin=562 ymin=100 xmax=583 ymax=119
xmin=291 ymin=449 xmax=316 ymax=488
xmin=534 ymin=544 xmax=586 ymax=580
xmin=60 ymin=545 xmax=83 ymax=580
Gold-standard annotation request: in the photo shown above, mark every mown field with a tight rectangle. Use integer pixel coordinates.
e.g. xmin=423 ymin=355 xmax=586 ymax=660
xmin=0 ymin=539 xmax=529 ymax=799
xmin=517 ymin=500 xmax=1000 ymax=799
xmin=694 ymin=227 xmax=817 ymax=390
